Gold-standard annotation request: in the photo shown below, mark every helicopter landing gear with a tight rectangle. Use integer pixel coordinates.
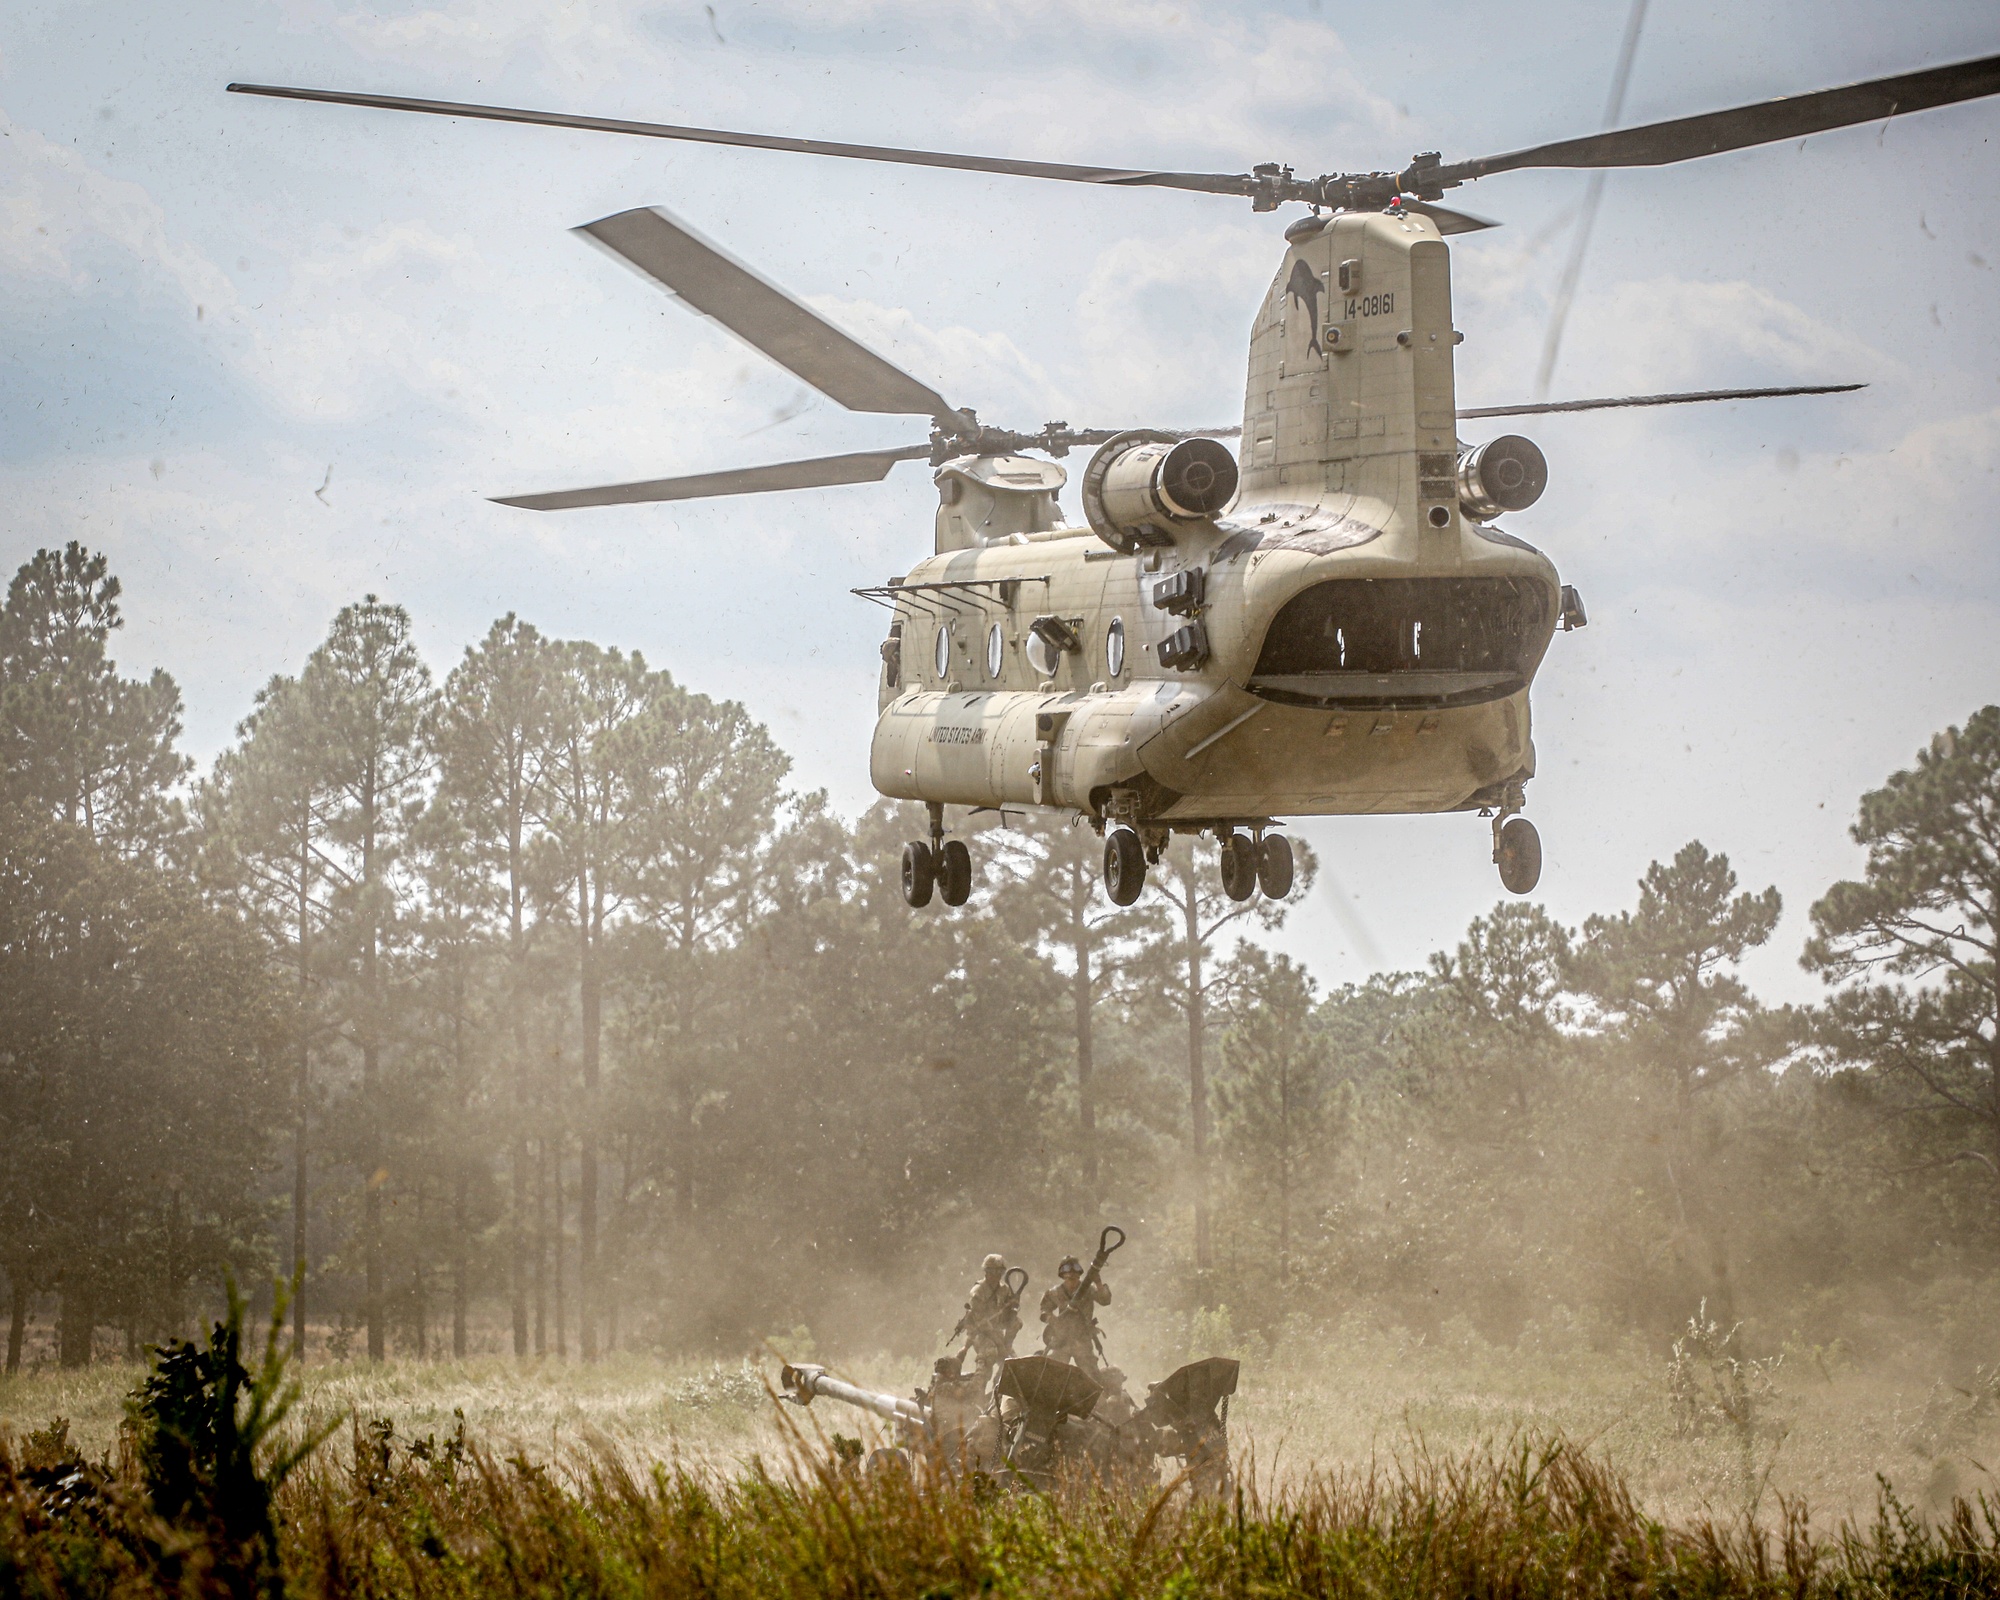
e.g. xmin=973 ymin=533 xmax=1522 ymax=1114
xmin=937 ymin=839 xmax=973 ymax=907
xmin=904 ymin=803 xmax=974 ymax=909
xmin=1494 ymin=813 xmax=1541 ymax=895
xmin=1214 ymin=825 xmax=1295 ymax=902
xmin=1257 ymin=833 xmax=1295 ymax=899
xmin=901 ymin=840 xmax=935 ymax=908
xmin=1219 ymin=832 xmax=1258 ymax=902
xmin=1104 ymin=828 xmax=1146 ymax=906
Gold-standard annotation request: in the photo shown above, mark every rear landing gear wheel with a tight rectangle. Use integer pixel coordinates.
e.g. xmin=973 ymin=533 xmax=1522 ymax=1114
xmin=902 ymin=840 xmax=935 ymax=908
xmin=1104 ymin=829 xmax=1146 ymax=906
xmin=1496 ymin=817 xmax=1542 ymax=895
xmin=1257 ymin=833 xmax=1295 ymax=899
xmin=938 ymin=839 xmax=973 ymax=906
xmin=1219 ymin=833 xmax=1258 ymax=902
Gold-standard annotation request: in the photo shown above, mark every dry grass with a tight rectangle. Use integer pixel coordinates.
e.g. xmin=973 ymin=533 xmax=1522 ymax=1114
xmin=6 ymin=1411 xmax=1999 ymax=1600
xmin=6 ymin=1314 xmax=1996 ymax=1536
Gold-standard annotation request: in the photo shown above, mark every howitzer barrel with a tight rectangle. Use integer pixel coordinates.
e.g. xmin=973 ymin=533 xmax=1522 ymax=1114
xmin=781 ymin=1362 xmax=926 ymax=1425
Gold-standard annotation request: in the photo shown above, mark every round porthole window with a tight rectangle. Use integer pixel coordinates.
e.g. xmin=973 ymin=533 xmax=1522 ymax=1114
xmin=986 ymin=622 xmax=1005 ymax=680
xmin=1026 ymin=629 xmax=1058 ymax=680
xmin=1106 ymin=617 xmax=1126 ymax=678
xmin=934 ymin=622 xmax=952 ymax=679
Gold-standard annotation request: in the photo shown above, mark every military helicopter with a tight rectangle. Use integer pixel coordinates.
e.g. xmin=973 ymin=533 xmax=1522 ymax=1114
xmin=229 ymin=50 xmax=2000 ymax=910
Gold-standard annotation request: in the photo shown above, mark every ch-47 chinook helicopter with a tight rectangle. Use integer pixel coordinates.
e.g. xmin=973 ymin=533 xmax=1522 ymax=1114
xmin=231 ymin=50 xmax=2000 ymax=910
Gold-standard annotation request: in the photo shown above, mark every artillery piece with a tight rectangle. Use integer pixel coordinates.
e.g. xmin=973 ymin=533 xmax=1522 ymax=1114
xmin=779 ymin=1350 xmax=1239 ymax=1494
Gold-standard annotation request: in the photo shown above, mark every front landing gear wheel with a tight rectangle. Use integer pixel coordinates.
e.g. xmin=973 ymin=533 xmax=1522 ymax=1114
xmin=902 ymin=840 xmax=935 ymax=908
xmin=1104 ymin=829 xmax=1146 ymax=906
xmin=1219 ymin=833 xmax=1258 ymax=901
xmin=1496 ymin=817 xmax=1542 ymax=894
xmin=938 ymin=839 xmax=973 ymax=906
xmin=1257 ymin=834 xmax=1295 ymax=899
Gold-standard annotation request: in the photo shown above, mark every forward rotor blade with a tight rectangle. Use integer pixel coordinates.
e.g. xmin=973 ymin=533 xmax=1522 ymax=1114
xmin=580 ymin=207 xmax=960 ymax=424
xmin=226 ymin=84 xmax=1257 ymax=197
xmin=1457 ymin=382 xmax=1864 ymax=420
xmin=493 ymin=444 xmax=931 ymax=511
xmin=1438 ymin=51 xmax=2000 ymax=184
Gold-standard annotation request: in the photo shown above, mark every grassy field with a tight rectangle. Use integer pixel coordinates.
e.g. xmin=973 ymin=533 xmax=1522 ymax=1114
xmin=6 ymin=1310 xmax=2000 ymax=1598
xmin=6 ymin=1387 xmax=1998 ymax=1599
xmin=5 ymin=1313 xmax=1995 ymax=1530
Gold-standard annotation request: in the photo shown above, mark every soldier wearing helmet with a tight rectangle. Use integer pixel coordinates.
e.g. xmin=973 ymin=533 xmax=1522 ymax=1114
xmin=957 ymin=1252 xmax=1022 ymax=1379
xmin=1040 ymin=1254 xmax=1111 ymax=1375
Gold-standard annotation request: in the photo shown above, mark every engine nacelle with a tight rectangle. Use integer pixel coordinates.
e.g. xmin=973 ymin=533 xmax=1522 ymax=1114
xmin=1081 ymin=431 xmax=1238 ymax=552
xmin=1456 ymin=434 xmax=1547 ymax=521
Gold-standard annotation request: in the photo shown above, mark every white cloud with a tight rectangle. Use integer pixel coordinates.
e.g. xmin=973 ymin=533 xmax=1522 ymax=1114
xmin=0 ymin=107 xmax=240 ymax=314
xmin=1558 ymin=276 xmax=1887 ymax=392
xmin=331 ymin=0 xmax=656 ymax=82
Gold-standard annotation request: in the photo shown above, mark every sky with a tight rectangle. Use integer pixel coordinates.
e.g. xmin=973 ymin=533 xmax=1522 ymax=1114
xmin=3 ymin=0 xmax=1997 ymax=1003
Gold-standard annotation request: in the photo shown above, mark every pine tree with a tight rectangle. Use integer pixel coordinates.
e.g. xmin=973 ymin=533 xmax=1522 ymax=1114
xmin=1142 ymin=835 xmax=1316 ymax=1282
xmin=531 ymin=640 xmax=656 ymax=1360
xmin=202 ymin=676 xmax=343 ymax=1358
xmin=304 ymin=598 xmax=434 ymax=1362
xmin=1807 ymin=708 xmax=2000 ymax=1229
xmin=433 ymin=616 xmax=550 ymax=1356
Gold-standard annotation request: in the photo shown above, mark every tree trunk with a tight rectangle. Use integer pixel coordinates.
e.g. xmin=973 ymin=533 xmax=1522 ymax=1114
xmin=365 ymin=1033 xmax=383 ymax=1362
xmin=293 ymin=1049 xmax=309 ymax=1359
xmin=512 ymin=1021 xmax=531 ymax=1357
xmin=1184 ymin=886 xmax=1211 ymax=1277
xmin=509 ymin=797 xmax=530 ymax=1357
xmin=453 ymin=1167 xmax=469 ymax=1360
xmin=7 ymin=1277 xmax=27 ymax=1374
xmin=58 ymin=1282 xmax=92 ymax=1369
xmin=165 ymin=1187 xmax=184 ymax=1341
xmin=293 ymin=835 xmax=311 ymax=1361
xmin=554 ymin=1136 xmax=568 ymax=1360
xmin=1278 ymin=1058 xmax=1292 ymax=1285
xmin=578 ymin=880 xmax=599 ymax=1362
xmin=363 ymin=764 xmax=384 ymax=1364
xmin=1071 ymin=868 xmax=1098 ymax=1201
xmin=533 ymin=1132 xmax=548 ymax=1357
xmin=452 ymin=975 xmax=470 ymax=1361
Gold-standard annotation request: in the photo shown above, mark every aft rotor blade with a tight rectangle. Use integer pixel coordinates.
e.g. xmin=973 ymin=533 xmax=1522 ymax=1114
xmin=492 ymin=444 xmax=931 ymax=511
xmin=225 ymin=84 xmax=1258 ymax=197
xmin=580 ymin=207 xmax=962 ymax=424
xmin=1437 ymin=52 xmax=2000 ymax=183
xmin=1457 ymin=382 xmax=1864 ymax=420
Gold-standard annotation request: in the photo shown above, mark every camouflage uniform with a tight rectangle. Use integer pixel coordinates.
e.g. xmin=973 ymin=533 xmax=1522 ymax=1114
xmin=960 ymin=1257 xmax=1020 ymax=1376
xmin=1040 ymin=1264 xmax=1111 ymax=1376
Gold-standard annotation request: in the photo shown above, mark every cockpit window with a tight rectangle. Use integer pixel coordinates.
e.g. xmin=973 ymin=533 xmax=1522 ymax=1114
xmin=1254 ymin=577 xmax=1552 ymax=678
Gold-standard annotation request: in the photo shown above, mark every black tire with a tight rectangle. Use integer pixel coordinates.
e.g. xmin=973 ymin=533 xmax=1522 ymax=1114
xmin=1497 ymin=816 xmax=1542 ymax=895
xmin=939 ymin=839 xmax=973 ymax=906
xmin=1257 ymin=833 xmax=1295 ymax=899
xmin=902 ymin=839 xmax=935 ymax=908
xmin=1220 ymin=833 xmax=1258 ymax=901
xmin=1103 ymin=829 xmax=1146 ymax=906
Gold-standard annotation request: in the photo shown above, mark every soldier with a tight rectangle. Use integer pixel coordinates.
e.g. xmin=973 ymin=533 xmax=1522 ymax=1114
xmin=1040 ymin=1254 xmax=1111 ymax=1375
xmin=957 ymin=1253 xmax=1021 ymax=1378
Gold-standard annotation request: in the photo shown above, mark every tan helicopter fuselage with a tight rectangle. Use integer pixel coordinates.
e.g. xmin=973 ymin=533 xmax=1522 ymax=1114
xmin=869 ymin=208 xmax=1563 ymax=828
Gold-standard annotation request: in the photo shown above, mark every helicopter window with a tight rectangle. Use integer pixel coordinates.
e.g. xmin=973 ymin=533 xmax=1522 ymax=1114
xmin=1026 ymin=628 xmax=1059 ymax=680
xmin=1106 ymin=617 xmax=1126 ymax=678
xmin=986 ymin=622 xmax=1005 ymax=680
xmin=935 ymin=622 xmax=952 ymax=680
xmin=1253 ymin=578 xmax=1552 ymax=678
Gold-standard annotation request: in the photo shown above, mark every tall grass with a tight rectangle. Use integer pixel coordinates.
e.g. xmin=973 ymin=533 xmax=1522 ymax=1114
xmin=5 ymin=1416 xmax=1998 ymax=1598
